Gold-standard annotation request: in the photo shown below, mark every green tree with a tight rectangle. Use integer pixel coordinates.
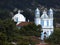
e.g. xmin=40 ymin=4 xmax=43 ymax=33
xmin=0 ymin=19 xmax=19 ymax=45
xmin=20 ymin=23 xmax=42 ymax=36
xmin=46 ymin=28 xmax=60 ymax=45
xmin=0 ymin=19 xmax=42 ymax=45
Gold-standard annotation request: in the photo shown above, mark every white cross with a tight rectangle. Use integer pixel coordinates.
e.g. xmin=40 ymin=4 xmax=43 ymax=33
xmin=18 ymin=10 xmax=23 ymax=14
xmin=18 ymin=10 xmax=21 ymax=13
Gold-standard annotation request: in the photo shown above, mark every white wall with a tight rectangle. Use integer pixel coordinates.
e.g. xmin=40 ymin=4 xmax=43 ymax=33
xmin=35 ymin=18 xmax=41 ymax=25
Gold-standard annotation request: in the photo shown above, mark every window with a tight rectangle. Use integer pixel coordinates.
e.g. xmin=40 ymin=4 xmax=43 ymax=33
xmin=41 ymin=20 xmax=44 ymax=26
xmin=16 ymin=17 xmax=18 ymax=22
xmin=47 ymin=20 xmax=49 ymax=26
xmin=50 ymin=20 xmax=53 ymax=26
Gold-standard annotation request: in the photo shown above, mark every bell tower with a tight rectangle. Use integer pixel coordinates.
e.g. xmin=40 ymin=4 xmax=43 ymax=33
xmin=49 ymin=8 xmax=53 ymax=18
xmin=35 ymin=8 xmax=41 ymax=25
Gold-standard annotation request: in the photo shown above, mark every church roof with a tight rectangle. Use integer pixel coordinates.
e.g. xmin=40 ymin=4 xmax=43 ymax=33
xmin=13 ymin=10 xmax=25 ymax=19
xmin=49 ymin=8 xmax=53 ymax=11
xmin=13 ymin=13 xmax=25 ymax=19
xmin=35 ymin=8 xmax=40 ymax=11
xmin=12 ymin=10 xmax=25 ymax=22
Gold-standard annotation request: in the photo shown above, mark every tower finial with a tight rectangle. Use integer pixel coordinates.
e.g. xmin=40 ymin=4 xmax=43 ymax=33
xmin=49 ymin=8 xmax=53 ymax=11
xmin=43 ymin=10 xmax=47 ymax=14
xmin=36 ymin=8 xmax=39 ymax=11
xmin=35 ymin=8 xmax=40 ymax=17
xmin=49 ymin=8 xmax=53 ymax=18
xmin=18 ymin=10 xmax=21 ymax=14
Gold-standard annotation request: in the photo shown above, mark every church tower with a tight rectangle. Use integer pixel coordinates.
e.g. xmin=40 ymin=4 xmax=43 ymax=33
xmin=48 ymin=8 xmax=54 ymax=35
xmin=49 ymin=8 xmax=53 ymax=18
xmin=35 ymin=8 xmax=41 ymax=25
xmin=48 ymin=8 xmax=53 ymax=27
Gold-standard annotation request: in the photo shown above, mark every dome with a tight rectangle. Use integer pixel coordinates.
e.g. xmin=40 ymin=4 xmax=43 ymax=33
xmin=12 ymin=10 xmax=26 ymax=22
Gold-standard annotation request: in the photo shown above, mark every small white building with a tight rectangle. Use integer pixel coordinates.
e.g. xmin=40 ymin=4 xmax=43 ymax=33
xmin=12 ymin=10 xmax=26 ymax=25
xmin=35 ymin=8 xmax=54 ymax=40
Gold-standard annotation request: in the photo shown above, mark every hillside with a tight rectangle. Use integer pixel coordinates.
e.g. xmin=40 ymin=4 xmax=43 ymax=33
xmin=0 ymin=0 xmax=60 ymax=9
xmin=0 ymin=0 xmax=60 ymax=23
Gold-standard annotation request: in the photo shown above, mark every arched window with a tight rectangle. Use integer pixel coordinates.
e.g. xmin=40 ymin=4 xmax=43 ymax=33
xmin=41 ymin=20 xmax=44 ymax=26
xmin=47 ymin=20 xmax=49 ymax=26
xmin=50 ymin=20 xmax=53 ymax=26
xmin=16 ymin=17 xmax=18 ymax=22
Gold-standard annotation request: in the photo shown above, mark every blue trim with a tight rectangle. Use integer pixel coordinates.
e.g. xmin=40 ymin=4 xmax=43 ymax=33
xmin=16 ymin=17 xmax=18 ymax=22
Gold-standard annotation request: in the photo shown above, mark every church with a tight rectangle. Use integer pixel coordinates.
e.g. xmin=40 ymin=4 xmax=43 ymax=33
xmin=12 ymin=8 xmax=54 ymax=40
xmin=35 ymin=8 xmax=54 ymax=40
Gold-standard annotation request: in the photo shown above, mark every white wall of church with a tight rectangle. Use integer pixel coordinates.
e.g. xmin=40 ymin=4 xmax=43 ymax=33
xmin=35 ymin=18 xmax=41 ymax=25
xmin=49 ymin=19 xmax=53 ymax=26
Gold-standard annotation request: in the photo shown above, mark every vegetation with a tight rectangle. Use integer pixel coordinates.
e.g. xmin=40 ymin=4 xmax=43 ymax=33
xmin=0 ymin=19 xmax=42 ymax=45
xmin=0 ymin=19 xmax=19 ymax=45
xmin=45 ymin=28 xmax=60 ymax=45
xmin=20 ymin=23 xmax=42 ymax=36
xmin=0 ymin=0 xmax=60 ymax=44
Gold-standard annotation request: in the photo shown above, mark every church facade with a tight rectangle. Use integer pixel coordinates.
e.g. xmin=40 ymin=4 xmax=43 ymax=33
xmin=35 ymin=8 xmax=54 ymax=40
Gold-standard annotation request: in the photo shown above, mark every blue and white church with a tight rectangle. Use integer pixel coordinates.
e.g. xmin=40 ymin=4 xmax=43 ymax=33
xmin=35 ymin=8 xmax=54 ymax=40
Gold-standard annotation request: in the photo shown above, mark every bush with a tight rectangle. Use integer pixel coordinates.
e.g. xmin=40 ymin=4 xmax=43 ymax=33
xmin=46 ymin=28 xmax=60 ymax=45
xmin=20 ymin=23 xmax=42 ymax=36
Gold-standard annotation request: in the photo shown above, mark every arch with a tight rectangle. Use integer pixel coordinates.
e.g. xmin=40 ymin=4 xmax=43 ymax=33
xmin=41 ymin=19 xmax=44 ymax=26
xmin=47 ymin=20 xmax=49 ymax=26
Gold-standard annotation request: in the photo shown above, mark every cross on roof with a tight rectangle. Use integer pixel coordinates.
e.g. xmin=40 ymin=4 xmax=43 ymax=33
xmin=18 ymin=10 xmax=21 ymax=14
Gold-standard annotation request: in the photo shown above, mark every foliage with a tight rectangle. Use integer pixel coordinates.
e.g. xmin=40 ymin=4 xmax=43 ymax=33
xmin=20 ymin=23 xmax=42 ymax=36
xmin=0 ymin=19 xmax=19 ymax=45
xmin=46 ymin=28 xmax=60 ymax=45
xmin=0 ymin=19 xmax=42 ymax=45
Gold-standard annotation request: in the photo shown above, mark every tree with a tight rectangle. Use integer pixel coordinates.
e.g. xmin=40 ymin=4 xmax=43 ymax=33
xmin=46 ymin=28 xmax=60 ymax=45
xmin=20 ymin=23 xmax=42 ymax=36
xmin=0 ymin=19 xmax=20 ymax=45
xmin=0 ymin=19 xmax=42 ymax=45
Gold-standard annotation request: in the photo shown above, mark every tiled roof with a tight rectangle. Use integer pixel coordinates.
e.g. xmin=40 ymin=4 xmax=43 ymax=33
xmin=16 ymin=22 xmax=33 ymax=27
